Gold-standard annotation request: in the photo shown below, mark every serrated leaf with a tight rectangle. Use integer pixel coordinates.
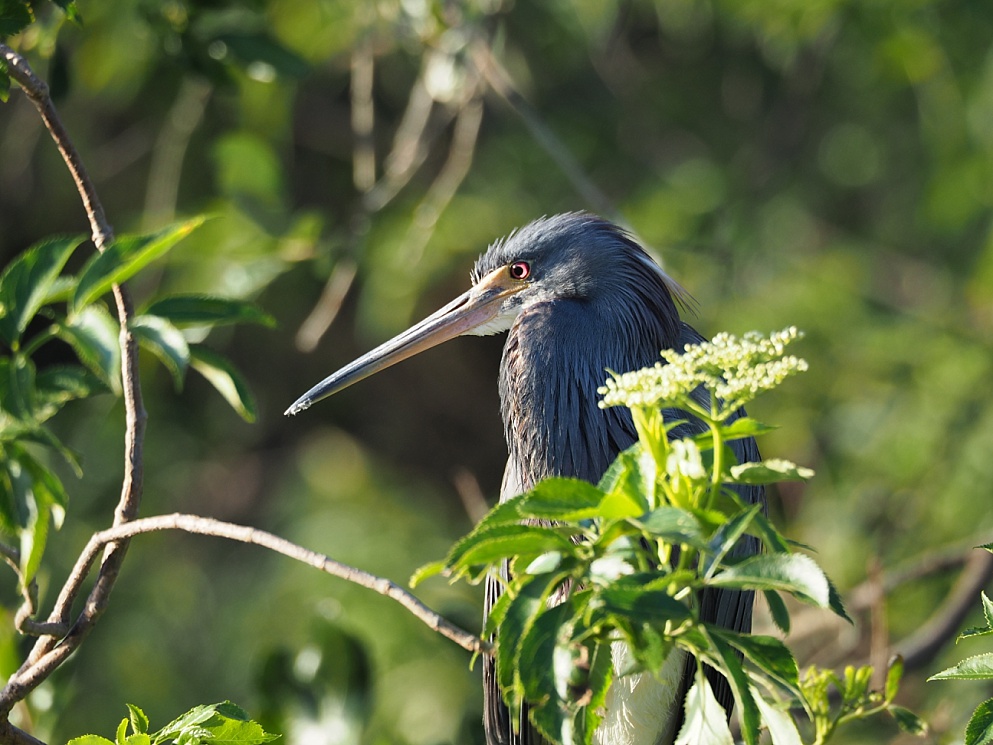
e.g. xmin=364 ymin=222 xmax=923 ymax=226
xmin=56 ymin=305 xmax=121 ymax=393
xmin=142 ymin=295 xmax=275 ymax=329
xmin=0 ymin=0 xmax=33 ymax=37
xmin=633 ymin=507 xmax=709 ymax=550
xmin=929 ymin=653 xmax=993 ymax=681
xmin=116 ymin=717 xmax=128 ymax=745
xmin=965 ymin=699 xmax=993 ymax=745
xmin=675 ymin=675 xmax=734 ymax=745
xmin=127 ymin=704 xmax=149 ymax=735
xmin=705 ymin=503 xmax=762 ymax=578
xmin=720 ymin=417 xmax=777 ymax=441
xmin=885 ymin=655 xmax=903 ymax=703
xmin=0 ymin=235 xmax=82 ymax=345
xmin=34 ymin=365 xmax=108 ymax=420
xmin=130 ymin=315 xmax=189 ymax=389
xmin=66 ymin=737 xmax=115 ymax=745
xmin=450 ymin=524 xmax=575 ymax=573
xmin=152 ymin=701 xmax=277 ymax=745
xmin=124 ymin=735 xmax=150 ymax=745
xmin=72 ymin=218 xmax=203 ymax=313
xmin=189 ymin=346 xmax=256 ymax=422
xmin=517 ymin=478 xmax=605 ymax=521
xmin=889 ymin=704 xmax=928 ymax=736
xmin=709 ymin=554 xmax=831 ymax=607
xmin=497 ymin=574 xmax=563 ymax=710
xmin=763 ymin=590 xmax=791 ymax=634
xmin=753 ymin=691 xmax=802 ymax=745
xmin=594 ymin=574 xmax=692 ymax=623
xmin=729 ymin=459 xmax=814 ymax=485
xmin=984 ymin=591 xmax=993 ymax=631
xmin=980 ymin=542 xmax=993 ymax=554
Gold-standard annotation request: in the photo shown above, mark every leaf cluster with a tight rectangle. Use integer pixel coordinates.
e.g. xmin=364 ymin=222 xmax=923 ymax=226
xmin=0 ymin=219 xmax=271 ymax=590
xmin=66 ymin=701 xmax=278 ymax=745
xmin=417 ymin=330 xmax=923 ymax=744
xmin=928 ymin=556 xmax=993 ymax=745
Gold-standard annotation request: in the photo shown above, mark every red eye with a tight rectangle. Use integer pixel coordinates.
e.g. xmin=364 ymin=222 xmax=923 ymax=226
xmin=509 ymin=261 xmax=531 ymax=280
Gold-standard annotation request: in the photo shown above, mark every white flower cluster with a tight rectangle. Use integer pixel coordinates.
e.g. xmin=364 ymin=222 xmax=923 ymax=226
xmin=598 ymin=327 xmax=807 ymax=415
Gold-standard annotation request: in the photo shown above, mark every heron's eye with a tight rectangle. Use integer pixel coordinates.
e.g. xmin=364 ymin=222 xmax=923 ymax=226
xmin=509 ymin=261 xmax=531 ymax=280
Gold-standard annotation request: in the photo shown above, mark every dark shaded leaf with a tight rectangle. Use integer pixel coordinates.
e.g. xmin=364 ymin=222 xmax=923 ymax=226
xmin=0 ymin=0 xmax=33 ymax=37
xmin=707 ymin=630 xmax=759 ymax=745
xmin=889 ymin=705 xmax=928 ymax=736
xmin=189 ymin=346 xmax=256 ymax=422
xmin=0 ymin=235 xmax=82 ymax=345
xmin=216 ymin=32 xmax=309 ymax=78
xmin=728 ymin=459 xmax=813 ymax=485
xmin=763 ymin=590 xmax=791 ymax=634
xmin=142 ymin=294 xmax=275 ymax=329
xmin=34 ymin=365 xmax=108 ymax=420
xmin=72 ymin=218 xmax=204 ymax=313
xmin=0 ymin=355 xmax=36 ymax=421
xmin=716 ymin=630 xmax=800 ymax=690
xmin=594 ymin=574 xmax=692 ymax=624
xmin=131 ymin=315 xmax=189 ymax=389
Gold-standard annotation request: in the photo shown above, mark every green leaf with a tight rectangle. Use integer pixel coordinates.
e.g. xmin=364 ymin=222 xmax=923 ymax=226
xmin=885 ymin=655 xmax=903 ymax=703
xmin=12 ymin=424 xmax=82 ymax=476
xmin=889 ymin=705 xmax=928 ymax=736
xmin=0 ymin=59 xmax=9 ymax=103
xmin=409 ymin=560 xmax=446 ymax=587
xmin=50 ymin=0 xmax=81 ymax=24
xmin=0 ymin=235 xmax=82 ymax=346
xmin=598 ymin=449 xmax=651 ymax=519
xmin=981 ymin=542 xmax=993 ymax=554
xmin=449 ymin=524 xmax=576 ymax=574
xmin=674 ymin=674 xmax=734 ymax=745
xmin=189 ymin=346 xmax=257 ymax=422
xmin=594 ymin=574 xmax=692 ymax=624
xmin=215 ymin=32 xmax=309 ymax=78
xmin=728 ymin=459 xmax=814 ymax=485
xmin=151 ymin=701 xmax=277 ymax=745
xmin=517 ymin=478 xmax=606 ymax=521
xmin=709 ymin=554 xmax=831 ymax=608
xmin=0 ymin=0 xmax=33 ymax=38
xmin=497 ymin=574 xmax=563 ymax=711
xmin=127 ymin=704 xmax=149 ymax=735
xmin=56 ymin=305 xmax=121 ymax=394
xmin=705 ymin=503 xmax=762 ymax=578
xmin=116 ymin=717 xmax=128 ymax=745
xmin=717 ymin=631 xmax=800 ymax=691
xmin=965 ymin=699 xmax=993 ymax=745
xmin=130 ymin=315 xmax=189 ymax=389
xmin=72 ymin=218 xmax=204 ymax=313
xmin=142 ymin=295 xmax=275 ymax=329
xmin=752 ymin=691 xmax=802 ymax=745
xmin=634 ymin=507 xmax=709 ymax=550
xmin=984 ymin=591 xmax=993 ymax=631
xmin=0 ymin=355 xmax=36 ymax=421
xmin=35 ymin=365 xmax=108 ymax=420
xmin=719 ymin=417 xmax=777 ymax=441
xmin=763 ymin=590 xmax=791 ymax=634
xmin=707 ymin=631 xmax=759 ymax=745
xmin=929 ymin=653 xmax=993 ymax=681
xmin=66 ymin=737 xmax=116 ymax=745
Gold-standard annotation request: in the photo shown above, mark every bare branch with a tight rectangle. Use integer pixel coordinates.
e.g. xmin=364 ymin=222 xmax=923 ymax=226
xmin=0 ymin=43 xmax=147 ymax=719
xmin=294 ymin=257 xmax=358 ymax=353
xmin=65 ymin=513 xmax=490 ymax=656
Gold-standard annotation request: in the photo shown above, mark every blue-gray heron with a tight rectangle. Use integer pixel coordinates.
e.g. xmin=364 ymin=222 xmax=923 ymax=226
xmin=286 ymin=212 xmax=762 ymax=745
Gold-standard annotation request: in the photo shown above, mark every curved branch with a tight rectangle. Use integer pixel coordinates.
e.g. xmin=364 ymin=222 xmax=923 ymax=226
xmin=63 ymin=513 xmax=489 ymax=656
xmin=0 ymin=43 xmax=147 ymax=717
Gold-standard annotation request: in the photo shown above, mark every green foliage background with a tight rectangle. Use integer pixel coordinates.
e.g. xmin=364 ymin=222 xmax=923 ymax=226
xmin=2 ymin=0 xmax=993 ymax=742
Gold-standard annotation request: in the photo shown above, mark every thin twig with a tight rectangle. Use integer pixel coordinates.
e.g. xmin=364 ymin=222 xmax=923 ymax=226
xmin=469 ymin=38 xmax=620 ymax=222
xmin=0 ymin=42 xmax=147 ymax=719
xmin=351 ymin=35 xmax=376 ymax=193
xmin=294 ymin=258 xmax=358 ymax=353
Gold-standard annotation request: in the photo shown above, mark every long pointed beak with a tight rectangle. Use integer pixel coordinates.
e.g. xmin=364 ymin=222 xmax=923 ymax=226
xmin=285 ymin=268 xmax=520 ymax=416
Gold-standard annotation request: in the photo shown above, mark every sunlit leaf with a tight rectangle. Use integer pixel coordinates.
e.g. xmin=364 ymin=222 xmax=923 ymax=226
xmin=66 ymin=736 xmax=115 ymax=745
xmin=497 ymin=574 xmax=563 ymax=711
xmin=518 ymin=478 xmax=606 ymax=521
xmin=885 ymin=655 xmax=903 ymax=703
xmin=56 ymin=305 xmax=121 ymax=394
xmin=709 ymin=553 xmax=831 ymax=607
xmin=130 ymin=315 xmax=189 ymax=389
xmin=189 ymin=346 xmax=256 ymax=422
xmin=72 ymin=218 xmax=204 ymax=313
xmin=717 ymin=631 xmax=800 ymax=690
xmin=449 ymin=524 xmax=576 ymax=573
xmin=674 ymin=674 xmax=734 ymax=745
xmin=965 ymin=699 xmax=993 ymax=745
xmin=151 ymin=700 xmax=277 ymax=745
xmin=594 ymin=574 xmax=692 ymax=623
xmin=0 ymin=235 xmax=82 ymax=346
xmin=929 ymin=653 xmax=993 ymax=681
xmin=753 ymin=691 xmax=802 ymax=745
xmin=634 ymin=507 xmax=709 ymax=549
xmin=142 ymin=295 xmax=275 ymax=329
xmin=728 ymin=459 xmax=814 ymax=485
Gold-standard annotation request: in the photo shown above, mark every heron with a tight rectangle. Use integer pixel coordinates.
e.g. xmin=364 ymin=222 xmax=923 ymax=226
xmin=286 ymin=212 xmax=762 ymax=745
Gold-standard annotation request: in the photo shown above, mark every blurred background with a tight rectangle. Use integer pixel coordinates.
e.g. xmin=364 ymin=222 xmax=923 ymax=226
xmin=1 ymin=0 xmax=992 ymax=742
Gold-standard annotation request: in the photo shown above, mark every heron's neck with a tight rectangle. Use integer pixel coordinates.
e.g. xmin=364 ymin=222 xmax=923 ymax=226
xmin=498 ymin=299 xmax=679 ymax=493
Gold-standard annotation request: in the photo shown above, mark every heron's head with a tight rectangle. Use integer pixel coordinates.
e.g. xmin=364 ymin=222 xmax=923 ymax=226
xmin=285 ymin=212 xmax=687 ymax=415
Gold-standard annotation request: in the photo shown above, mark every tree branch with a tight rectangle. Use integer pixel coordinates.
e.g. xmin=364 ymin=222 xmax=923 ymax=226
xmin=0 ymin=43 xmax=147 ymax=719
xmin=64 ymin=513 xmax=489 ymax=656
